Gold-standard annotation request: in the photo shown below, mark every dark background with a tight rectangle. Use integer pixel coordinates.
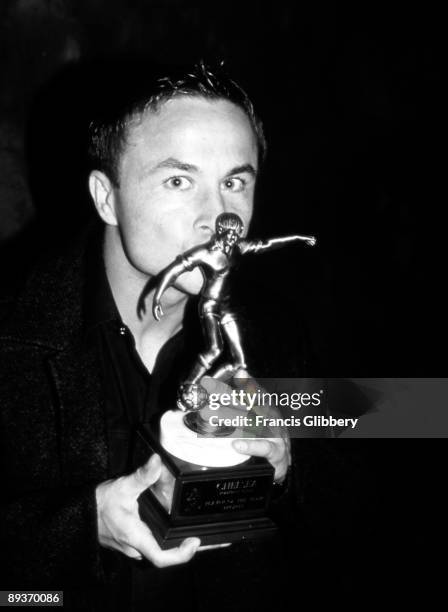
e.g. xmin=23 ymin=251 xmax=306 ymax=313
xmin=0 ymin=1 xmax=444 ymax=377
xmin=0 ymin=2 xmax=444 ymax=602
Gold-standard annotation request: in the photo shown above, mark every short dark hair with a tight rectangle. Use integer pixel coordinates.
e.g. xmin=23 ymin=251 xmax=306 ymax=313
xmin=88 ymin=60 xmax=266 ymax=187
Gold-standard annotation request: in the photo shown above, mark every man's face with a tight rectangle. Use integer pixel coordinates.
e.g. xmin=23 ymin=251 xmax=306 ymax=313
xmin=107 ymin=96 xmax=258 ymax=294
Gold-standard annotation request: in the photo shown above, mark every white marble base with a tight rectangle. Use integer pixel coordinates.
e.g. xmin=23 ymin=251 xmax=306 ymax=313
xmin=160 ymin=410 xmax=249 ymax=467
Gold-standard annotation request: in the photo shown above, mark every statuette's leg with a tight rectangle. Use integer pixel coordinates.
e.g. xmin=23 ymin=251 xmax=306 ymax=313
xmin=187 ymin=310 xmax=223 ymax=383
xmin=211 ymin=312 xmax=247 ymax=380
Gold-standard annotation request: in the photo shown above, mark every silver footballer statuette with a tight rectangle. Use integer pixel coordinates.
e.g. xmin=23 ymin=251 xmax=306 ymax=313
xmin=137 ymin=214 xmax=316 ymax=547
xmin=152 ymin=212 xmax=316 ymax=434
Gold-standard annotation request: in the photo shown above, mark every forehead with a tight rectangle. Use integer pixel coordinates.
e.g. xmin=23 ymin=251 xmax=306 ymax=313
xmin=120 ymin=96 xmax=258 ymax=170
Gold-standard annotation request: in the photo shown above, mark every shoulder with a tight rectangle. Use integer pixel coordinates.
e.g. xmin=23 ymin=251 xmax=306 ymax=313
xmin=0 ymin=222 xmax=101 ymax=351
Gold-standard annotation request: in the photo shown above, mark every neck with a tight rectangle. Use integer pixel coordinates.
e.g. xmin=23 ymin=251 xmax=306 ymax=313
xmin=103 ymin=226 xmax=187 ymax=351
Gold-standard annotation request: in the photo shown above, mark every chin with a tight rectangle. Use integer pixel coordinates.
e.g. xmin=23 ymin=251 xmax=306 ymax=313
xmin=174 ymin=268 xmax=205 ymax=296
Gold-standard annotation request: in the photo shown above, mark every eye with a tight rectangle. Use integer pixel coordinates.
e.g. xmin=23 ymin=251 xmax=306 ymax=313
xmin=222 ymin=177 xmax=246 ymax=193
xmin=164 ymin=176 xmax=192 ymax=190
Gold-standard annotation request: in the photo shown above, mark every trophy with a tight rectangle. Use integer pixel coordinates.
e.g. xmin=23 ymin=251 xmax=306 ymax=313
xmin=136 ymin=212 xmax=316 ymax=549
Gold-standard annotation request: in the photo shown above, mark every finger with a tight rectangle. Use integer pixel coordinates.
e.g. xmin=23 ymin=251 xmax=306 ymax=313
xmin=233 ymin=439 xmax=288 ymax=481
xmin=201 ymin=376 xmax=232 ymax=395
xmin=122 ymin=544 xmax=144 ymax=560
xmin=152 ymin=464 xmax=176 ymax=511
xmin=128 ymin=454 xmax=162 ymax=497
xmin=233 ymin=370 xmax=259 ymax=395
xmin=150 ymin=538 xmax=201 ymax=568
xmin=232 ymin=439 xmax=278 ymax=461
xmin=133 ymin=519 xmax=200 ymax=567
xmin=200 ymin=379 xmax=249 ymax=419
xmin=158 ymin=463 xmax=175 ymax=488
xmin=198 ymin=543 xmax=232 ymax=551
xmin=235 ymin=438 xmax=288 ymax=464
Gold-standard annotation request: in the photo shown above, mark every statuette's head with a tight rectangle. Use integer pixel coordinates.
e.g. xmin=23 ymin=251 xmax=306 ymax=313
xmin=216 ymin=212 xmax=244 ymax=247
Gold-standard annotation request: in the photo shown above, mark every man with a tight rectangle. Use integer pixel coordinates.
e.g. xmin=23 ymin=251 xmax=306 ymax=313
xmin=0 ymin=62 xmax=294 ymax=609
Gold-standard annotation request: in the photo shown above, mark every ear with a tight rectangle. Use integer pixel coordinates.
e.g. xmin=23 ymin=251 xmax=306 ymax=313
xmin=88 ymin=170 xmax=118 ymax=226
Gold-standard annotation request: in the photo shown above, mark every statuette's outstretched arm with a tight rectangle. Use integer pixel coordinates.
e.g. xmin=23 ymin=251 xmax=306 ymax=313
xmin=238 ymin=234 xmax=316 ymax=255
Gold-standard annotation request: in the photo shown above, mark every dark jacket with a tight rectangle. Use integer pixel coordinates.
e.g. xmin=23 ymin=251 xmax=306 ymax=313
xmin=0 ymin=235 xmax=110 ymax=601
xmin=0 ymin=229 xmax=378 ymax=609
xmin=0 ymin=232 xmax=289 ymax=607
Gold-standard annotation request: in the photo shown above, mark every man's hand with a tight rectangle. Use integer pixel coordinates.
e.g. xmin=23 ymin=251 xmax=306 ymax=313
xmin=96 ymin=454 xmax=200 ymax=567
xmin=202 ymin=371 xmax=291 ymax=483
xmin=232 ymin=437 xmax=290 ymax=483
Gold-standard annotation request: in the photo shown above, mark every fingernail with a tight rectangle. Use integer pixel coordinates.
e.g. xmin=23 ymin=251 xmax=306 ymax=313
xmin=234 ymin=441 xmax=247 ymax=452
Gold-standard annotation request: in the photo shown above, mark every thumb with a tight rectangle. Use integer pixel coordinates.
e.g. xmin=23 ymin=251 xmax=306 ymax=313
xmin=129 ymin=453 xmax=162 ymax=497
xmin=233 ymin=369 xmax=258 ymax=394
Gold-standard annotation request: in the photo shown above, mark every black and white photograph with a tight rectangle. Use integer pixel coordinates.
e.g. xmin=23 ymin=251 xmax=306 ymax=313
xmin=0 ymin=2 xmax=444 ymax=609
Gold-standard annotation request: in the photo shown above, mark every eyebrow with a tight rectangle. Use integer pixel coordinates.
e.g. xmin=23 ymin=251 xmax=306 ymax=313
xmin=152 ymin=157 xmax=199 ymax=173
xmin=224 ymin=164 xmax=257 ymax=178
xmin=147 ymin=158 xmax=258 ymax=178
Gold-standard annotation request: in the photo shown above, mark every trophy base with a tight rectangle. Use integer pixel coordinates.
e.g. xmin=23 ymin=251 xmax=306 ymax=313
xmin=138 ymin=494 xmax=276 ymax=548
xmin=135 ymin=424 xmax=276 ymax=550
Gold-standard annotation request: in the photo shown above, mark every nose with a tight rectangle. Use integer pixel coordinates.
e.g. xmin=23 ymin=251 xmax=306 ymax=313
xmin=194 ymin=187 xmax=227 ymax=237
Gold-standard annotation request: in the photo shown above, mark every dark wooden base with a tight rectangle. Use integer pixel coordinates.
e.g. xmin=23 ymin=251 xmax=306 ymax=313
xmin=139 ymin=493 xmax=277 ymax=549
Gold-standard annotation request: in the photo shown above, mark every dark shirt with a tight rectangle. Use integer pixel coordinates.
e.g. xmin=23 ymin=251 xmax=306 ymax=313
xmin=83 ymin=230 xmax=192 ymax=478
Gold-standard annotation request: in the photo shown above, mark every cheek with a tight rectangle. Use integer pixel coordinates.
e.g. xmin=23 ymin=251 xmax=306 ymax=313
xmin=119 ymin=207 xmax=191 ymax=275
xmin=121 ymin=217 xmax=204 ymax=293
xmin=229 ymin=197 xmax=254 ymax=230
